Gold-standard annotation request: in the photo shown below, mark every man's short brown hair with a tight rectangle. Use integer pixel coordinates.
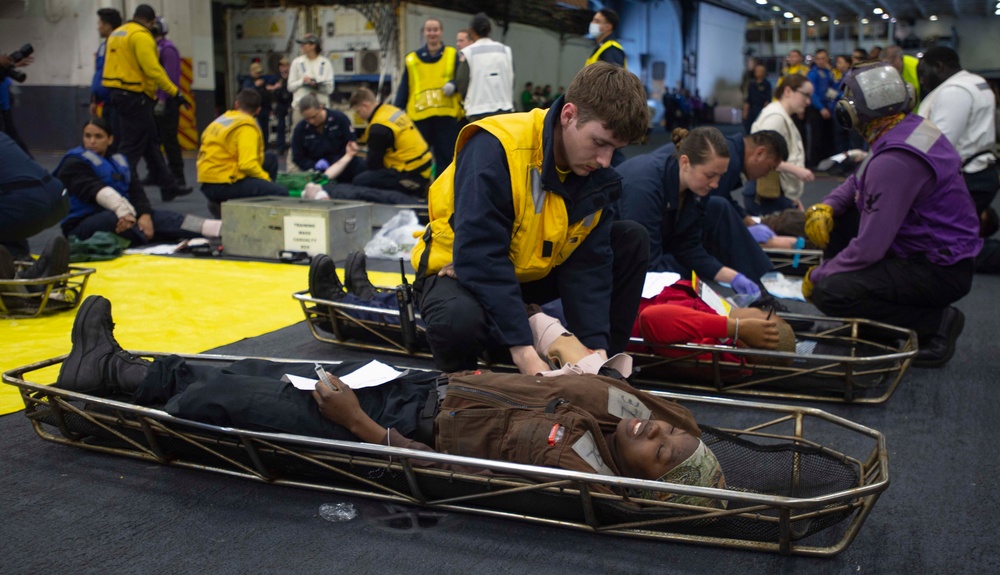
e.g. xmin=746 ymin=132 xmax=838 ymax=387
xmin=566 ymin=62 xmax=647 ymax=144
xmin=348 ymin=87 xmax=377 ymax=107
xmin=236 ymin=88 xmax=261 ymax=113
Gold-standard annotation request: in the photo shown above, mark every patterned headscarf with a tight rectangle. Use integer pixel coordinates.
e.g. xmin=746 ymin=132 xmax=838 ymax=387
xmin=862 ymin=112 xmax=905 ymax=145
xmin=633 ymin=439 xmax=727 ymax=508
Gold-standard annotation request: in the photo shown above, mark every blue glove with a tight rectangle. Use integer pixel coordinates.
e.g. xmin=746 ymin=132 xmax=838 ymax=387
xmin=748 ymin=224 xmax=775 ymax=244
xmin=314 ymin=159 xmax=330 ymax=172
xmin=731 ymin=273 xmax=761 ymax=297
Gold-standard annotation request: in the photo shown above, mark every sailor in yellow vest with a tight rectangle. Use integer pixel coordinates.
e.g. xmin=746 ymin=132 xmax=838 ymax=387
xmin=781 ymin=49 xmax=809 ymax=78
xmin=410 ymin=63 xmax=650 ymax=374
xmin=197 ymin=89 xmax=295 ymax=206
xmin=393 ymin=18 xmax=462 ymax=172
xmin=348 ymin=88 xmax=433 ymax=196
xmin=585 ymin=8 xmax=627 ymax=68
xmin=881 ymin=46 xmax=921 ymax=108
xmin=102 ymin=4 xmax=191 ymax=202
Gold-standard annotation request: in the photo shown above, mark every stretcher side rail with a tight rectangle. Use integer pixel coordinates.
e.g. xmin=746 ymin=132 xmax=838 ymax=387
xmin=629 ymin=313 xmax=917 ymax=403
xmin=0 ymin=264 xmax=96 ymax=318
xmin=4 ymin=353 xmax=889 ymax=557
xmin=295 ymin=290 xmax=917 ymax=403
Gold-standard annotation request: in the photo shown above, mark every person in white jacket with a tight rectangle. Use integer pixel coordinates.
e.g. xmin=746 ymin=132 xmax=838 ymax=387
xmin=746 ymin=74 xmax=816 ymax=216
xmin=454 ymin=13 xmax=514 ymax=121
xmin=287 ymin=34 xmax=334 ymax=127
xmin=917 ymin=46 xmax=998 ymax=217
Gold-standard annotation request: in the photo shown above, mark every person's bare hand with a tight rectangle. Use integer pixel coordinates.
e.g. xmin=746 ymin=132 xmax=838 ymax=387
xmin=820 ymin=108 xmax=831 ymax=120
xmin=311 ymin=372 xmax=360 ymax=426
xmin=254 ymin=78 xmax=264 ymax=87
xmin=437 ymin=262 xmax=457 ymax=278
xmin=737 ymin=318 xmax=780 ymax=349
xmin=510 ymin=345 xmax=551 ymax=375
xmin=345 ymin=140 xmax=359 ymax=157
xmin=797 ymin=167 xmax=815 ymax=183
xmin=89 ymin=102 xmax=98 ymax=116
xmin=116 ymin=215 xmax=136 ymax=233
xmin=137 ymin=214 xmax=154 ymax=239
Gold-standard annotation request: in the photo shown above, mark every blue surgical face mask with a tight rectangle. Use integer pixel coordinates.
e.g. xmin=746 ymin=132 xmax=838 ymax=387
xmin=588 ymin=22 xmax=603 ymax=39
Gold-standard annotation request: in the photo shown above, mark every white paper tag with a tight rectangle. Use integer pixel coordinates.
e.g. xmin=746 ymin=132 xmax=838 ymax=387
xmin=571 ymin=430 xmax=615 ymax=476
xmin=283 ymin=215 xmax=327 ymax=255
xmin=607 ymin=387 xmax=652 ymax=421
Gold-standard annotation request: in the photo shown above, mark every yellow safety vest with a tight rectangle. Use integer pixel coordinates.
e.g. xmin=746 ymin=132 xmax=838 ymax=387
xmin=404 ymin=48 xmax=462 ymax=121
xmin=782 ymin=63 xmax=809 ymax=77
xmin=362 ymin=104 xmax=433 ymax=178
xmin=585 ymin=39 xmax=627 ymax=69
xmin=102 ymin=21 xmax=178 ymax=100
xmin=411 ymin=109 xmax=603 ymax=281
xmin=196 ymin=111 xmax=266 ymax=184
xmin=902 ymin=55 xmax=922 ymax=108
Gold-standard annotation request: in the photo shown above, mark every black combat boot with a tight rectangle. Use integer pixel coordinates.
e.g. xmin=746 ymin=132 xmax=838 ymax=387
xmin=57 ymin=296 xmax=150 ymax=396
xmin=19 ymin=235 xmax=70 ymax=292
xmin=344 ymin=251 xmax=376 ymax=300
xmin=308 ymin=254 xmax=346 ymax=302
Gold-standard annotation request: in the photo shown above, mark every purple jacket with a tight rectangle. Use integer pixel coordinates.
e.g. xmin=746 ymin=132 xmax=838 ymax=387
xmin=812 ymin=114 xmax=982 ymax=283
xmin=156 ymin=37 xmax=181 ymax=103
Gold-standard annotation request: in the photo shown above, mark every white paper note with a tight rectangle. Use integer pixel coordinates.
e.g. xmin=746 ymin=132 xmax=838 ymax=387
xmin=283 ymin=360 xmax=404 ymax=391
xmin=642 ymin=272 xmax=682 ymax=299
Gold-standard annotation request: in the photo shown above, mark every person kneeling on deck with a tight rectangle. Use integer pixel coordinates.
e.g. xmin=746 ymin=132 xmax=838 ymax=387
xmin=288 ymin=94 xmax=367 ymax=183
xmin=55 ymin=295 xmax=726 ymax=508
xmin=801 ymin=62 xmax=981 ymax=368
xmin=348 ymin=87 xmax=433 ymax=197
xmin=198 ymin=89 xmax=327 ymax=215
xmin=411 ymin=62 xmax=650 ymax=375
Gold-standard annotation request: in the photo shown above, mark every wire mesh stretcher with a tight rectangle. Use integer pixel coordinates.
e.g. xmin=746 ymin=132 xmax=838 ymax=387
xmin=4 ymin=352 xmax=888 ymax=557
xmin=293 ymin=290 xmax=917 ymax=404
xmin=0 ymin=264 xmax=96 ymax=318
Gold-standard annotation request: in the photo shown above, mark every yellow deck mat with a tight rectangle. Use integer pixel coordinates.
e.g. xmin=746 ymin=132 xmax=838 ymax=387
xmin=1 ymin=254 xmax=401 ymax=415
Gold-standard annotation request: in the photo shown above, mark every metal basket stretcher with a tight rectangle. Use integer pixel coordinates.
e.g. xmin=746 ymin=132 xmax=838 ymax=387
xmin=4 ymin=352 xmax=889 ymax=557
xmin=762 ymin=247 xmax=823 ymax=275
xmin=294 ymin=289 xmax=917 ymax=404
xmin=0 ymin=263 xmax=96 ymax=318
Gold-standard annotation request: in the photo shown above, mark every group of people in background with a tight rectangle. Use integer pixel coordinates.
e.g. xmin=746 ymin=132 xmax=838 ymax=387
xmin=1 ymin=4 xmax=996 ymax=375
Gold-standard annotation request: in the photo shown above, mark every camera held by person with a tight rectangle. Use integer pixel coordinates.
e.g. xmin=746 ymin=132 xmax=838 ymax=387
xmin=1 ymin=43 xmax=34 ymax=83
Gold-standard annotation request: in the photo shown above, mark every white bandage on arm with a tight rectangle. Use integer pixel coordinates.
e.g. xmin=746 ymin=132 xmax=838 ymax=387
xmin=95 ymin=186 xmax=136 ymax=219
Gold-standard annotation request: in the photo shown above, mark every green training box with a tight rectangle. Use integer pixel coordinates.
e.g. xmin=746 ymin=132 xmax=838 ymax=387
xmin=221 ymin=197 xmax=372 ymax=260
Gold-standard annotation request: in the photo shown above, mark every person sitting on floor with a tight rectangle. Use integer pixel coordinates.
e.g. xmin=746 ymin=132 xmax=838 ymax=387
xmin=55 ymin=117 xmax=221 ymax=244
xmin=198 ymin=89 xmax=328 ymax=213
xmin=55 ymin=295 xmax=727 ymax=508
xmin=616 ymin=127 xmax=775 ymax=302
xmin=288 ymin=94 xmax=366 ymax=183
xmin=802 ymin=62 xmax=981 ymax=368
xmin=348 ymin=87 xmax=434 ymax=197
